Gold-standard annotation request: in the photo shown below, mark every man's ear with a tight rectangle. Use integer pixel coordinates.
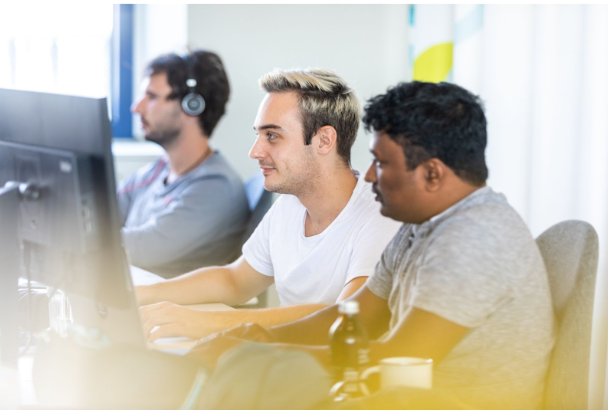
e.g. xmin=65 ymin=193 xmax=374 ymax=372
xmin=314 ymin=126 xmax=337 ymax=156
xmin=420 ymin=158 xmax=446 ymax=192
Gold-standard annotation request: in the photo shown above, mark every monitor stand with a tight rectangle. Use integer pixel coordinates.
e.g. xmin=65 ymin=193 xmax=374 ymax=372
xmin=0 ymin=182 xmax=20 ymax=369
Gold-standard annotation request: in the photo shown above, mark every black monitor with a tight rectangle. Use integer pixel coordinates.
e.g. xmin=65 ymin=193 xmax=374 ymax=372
xmin=0 ymin=88 xmax=145 ymax=370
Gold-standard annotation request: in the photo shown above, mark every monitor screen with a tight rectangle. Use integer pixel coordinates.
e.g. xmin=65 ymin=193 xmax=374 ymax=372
xmin=0 ymin=88 xmax=145 ymax=365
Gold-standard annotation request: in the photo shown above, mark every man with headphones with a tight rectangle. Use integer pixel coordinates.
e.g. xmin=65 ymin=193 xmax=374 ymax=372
xmin=117 ymin=50 xmax=249 ymax=278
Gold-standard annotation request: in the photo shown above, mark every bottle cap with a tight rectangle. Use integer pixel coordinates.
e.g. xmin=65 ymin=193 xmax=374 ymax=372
xmin=338 ymin=300 xmax=359 ymax=315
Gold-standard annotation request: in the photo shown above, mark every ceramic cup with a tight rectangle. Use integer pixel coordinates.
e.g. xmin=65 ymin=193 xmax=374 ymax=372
xmin=360 ymin=357 xmax=433 ymax=390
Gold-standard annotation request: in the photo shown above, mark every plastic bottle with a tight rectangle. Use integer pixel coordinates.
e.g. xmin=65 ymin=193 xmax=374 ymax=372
xmin=329 ymin=300 xmax=369 ymax=398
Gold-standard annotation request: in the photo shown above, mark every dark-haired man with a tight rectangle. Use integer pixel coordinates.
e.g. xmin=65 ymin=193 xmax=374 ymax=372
xmin=118 ymin=51 xmax=249 ymax=278
xmin=193 ymin=82 xmax=555 ymax=410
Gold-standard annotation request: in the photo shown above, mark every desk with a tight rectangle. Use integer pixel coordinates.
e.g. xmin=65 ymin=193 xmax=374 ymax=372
xmin=12 ymin=266 xmax=232 ymax=407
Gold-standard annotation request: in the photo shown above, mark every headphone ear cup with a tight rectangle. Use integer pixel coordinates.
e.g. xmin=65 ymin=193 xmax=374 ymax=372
xmin=181 ymin=93 xmax=206 ymax=116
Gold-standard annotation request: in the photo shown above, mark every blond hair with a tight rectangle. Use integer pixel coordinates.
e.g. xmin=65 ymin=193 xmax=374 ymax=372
xmin=259 ymin=68 xmax=360 ymax=165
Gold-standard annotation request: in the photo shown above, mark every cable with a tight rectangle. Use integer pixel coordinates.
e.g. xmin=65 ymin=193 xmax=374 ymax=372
xmin=18 ymin=241 xmax=34 ymax=357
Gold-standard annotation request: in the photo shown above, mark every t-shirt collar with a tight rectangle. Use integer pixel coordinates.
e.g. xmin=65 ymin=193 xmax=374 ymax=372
xmin=413 ymin=186 xmax=493 ymax=236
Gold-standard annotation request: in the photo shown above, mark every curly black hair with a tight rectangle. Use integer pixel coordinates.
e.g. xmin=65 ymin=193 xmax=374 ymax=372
xmin=362 ymin=81 xmax=488 ymax=186
xmin=147 ymin=50 xmax=230 ymax=138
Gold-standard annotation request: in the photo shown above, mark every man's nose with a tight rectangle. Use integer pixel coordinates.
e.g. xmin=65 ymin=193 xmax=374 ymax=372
xmin=131 ymin=98 xmax=144 ymax=114
xmin=364 ymin=160 xmax=376 ymax=183
xmin=249 ymin=136 xmax=265 ymax=160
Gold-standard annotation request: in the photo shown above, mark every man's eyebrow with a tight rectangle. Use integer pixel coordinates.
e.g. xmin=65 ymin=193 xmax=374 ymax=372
xmin=254 ymin=124 xmax=283 ymax=131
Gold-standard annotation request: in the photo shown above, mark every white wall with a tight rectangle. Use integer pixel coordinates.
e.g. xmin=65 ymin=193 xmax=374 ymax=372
xmin=132 ymin=4 xmax=188 ymax=138
xmin=186 ymin=4 xmax=409 ymax=180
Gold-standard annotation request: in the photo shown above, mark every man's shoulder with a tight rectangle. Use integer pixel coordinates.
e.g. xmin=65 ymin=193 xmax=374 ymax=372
xmin=117 ymin=157 xmax=167 ymax=195
xmin=429 ymin=191 xmax=539 ymax=270
xmin=187 ymin=151 xmax=243 ymax=183
xmin=434 ymin=203 xmax=529 ymax=247
xmin=175 ymin=153 xmax=248 ymax=203
xmin=133 ymin=157 xmax=167 ymax=179
xmin=451 ymin=191 xmax=527 ymax=238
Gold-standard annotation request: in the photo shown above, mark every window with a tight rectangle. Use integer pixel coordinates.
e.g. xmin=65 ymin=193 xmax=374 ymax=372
xmin=0 ymin=4 xmax=134 ymax=138
xmin=112 ymin=4 xmax=134 ymax=138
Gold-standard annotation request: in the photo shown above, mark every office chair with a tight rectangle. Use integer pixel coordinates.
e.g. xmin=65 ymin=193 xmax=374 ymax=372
xmin=243 ymin=172 xmax=275 ymax=242
xmin=536 ymin=220 xmax=599 ymax=410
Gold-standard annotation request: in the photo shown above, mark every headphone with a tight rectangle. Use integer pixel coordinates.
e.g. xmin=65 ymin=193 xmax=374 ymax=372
xmin=181 ymin=54 xmax=206 ymax=116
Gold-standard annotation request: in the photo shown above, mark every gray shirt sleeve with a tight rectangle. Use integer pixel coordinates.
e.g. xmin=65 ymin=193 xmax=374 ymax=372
xmin=367 ymin=224 xmax=410 ymax=299
xmin=121 ymin=176 xmax=239 ymax=268
xmin=411 ymin=217 xmax=513 ymax=328
xmin=367 ymin=247 xmax=397 ymax=300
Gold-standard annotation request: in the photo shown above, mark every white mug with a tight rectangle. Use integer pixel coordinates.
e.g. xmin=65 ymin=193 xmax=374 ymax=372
xmin=360 ymin=357 xmax=433 ymax=390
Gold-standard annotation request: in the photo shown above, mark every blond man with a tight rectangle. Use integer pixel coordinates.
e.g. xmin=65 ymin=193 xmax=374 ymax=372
xmin=137 ymin=69 xmax=401 ymax=341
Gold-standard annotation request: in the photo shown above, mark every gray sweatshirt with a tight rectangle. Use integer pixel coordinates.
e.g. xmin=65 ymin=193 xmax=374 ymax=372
xmin=117 ymin=151 xmax=249 ymax=278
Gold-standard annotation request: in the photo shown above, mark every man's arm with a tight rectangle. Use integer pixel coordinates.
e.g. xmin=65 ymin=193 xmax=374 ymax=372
xmin=369 ymin=307 xmax=469 ymax=364
xmin=141 ymin=277 xmax=369 ymax=341
xmin=143 ymin=303 xmax=327 ymax=341
xmin=123 ymin=177 xmax=245 ymax=268
xmin=188 ymin=285 xmax=468 ymax=369
xmin=232 ymin=285 xmax=391 ymax=346
xmin=190 ymin=296 xmax=468 ymax=370
xmin=263 ymin=308 xmax=468 ymax=370
xmin=186 ymin=248 xmax=376 ymax=338
xmin=136 ymin=256 xmax=273 ymax=306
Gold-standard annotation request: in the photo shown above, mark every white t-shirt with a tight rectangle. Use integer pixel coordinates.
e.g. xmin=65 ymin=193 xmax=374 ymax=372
xmin=242 ymin=173 xmax=402 ymax=306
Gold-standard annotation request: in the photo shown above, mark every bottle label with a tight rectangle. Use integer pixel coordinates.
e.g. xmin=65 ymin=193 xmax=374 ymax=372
xmin=344 ymin=383 xmax=360 ymax=394
xmin=343 ymin=368 xmax=359 ymax=382
xmin=343 ymin=368 xmax=361 ymax=395
xmin=358 ymin=347 xmax=370 ymax=365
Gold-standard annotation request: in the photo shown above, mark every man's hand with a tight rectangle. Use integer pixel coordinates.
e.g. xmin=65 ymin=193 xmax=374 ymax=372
xmin=186 ymin=335 xmax=246 ymax=370
xmin=219 ymin=323 xmax=276 ymax=343
xmin=140 ymin=302 xmax=227 ymax=341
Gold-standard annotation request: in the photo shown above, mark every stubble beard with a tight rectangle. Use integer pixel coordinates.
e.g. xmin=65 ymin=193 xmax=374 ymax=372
xmin=264 ymin=149 xmax=320 ymax=196
xmin=145 ymin=128 xmax=181 ymax=150
xmin=143 ymin=106 xmax=183 ymax=150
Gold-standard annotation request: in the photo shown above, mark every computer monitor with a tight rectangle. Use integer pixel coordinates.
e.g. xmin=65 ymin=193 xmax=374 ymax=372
xmin=0 ymin=88 xmax=145 ymax=369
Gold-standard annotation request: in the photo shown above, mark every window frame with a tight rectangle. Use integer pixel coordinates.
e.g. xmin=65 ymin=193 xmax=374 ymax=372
xmin=111 ymin=4 xmax=134 ymax=138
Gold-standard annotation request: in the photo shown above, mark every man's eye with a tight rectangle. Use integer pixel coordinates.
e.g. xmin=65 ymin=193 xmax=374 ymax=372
xmin=267 ymin=133 xmax=277 ymax=141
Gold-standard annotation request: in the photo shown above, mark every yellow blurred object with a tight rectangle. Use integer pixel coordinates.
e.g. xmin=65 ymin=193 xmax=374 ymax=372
xmin=413 ymin=43 xmax=453 ymax=83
